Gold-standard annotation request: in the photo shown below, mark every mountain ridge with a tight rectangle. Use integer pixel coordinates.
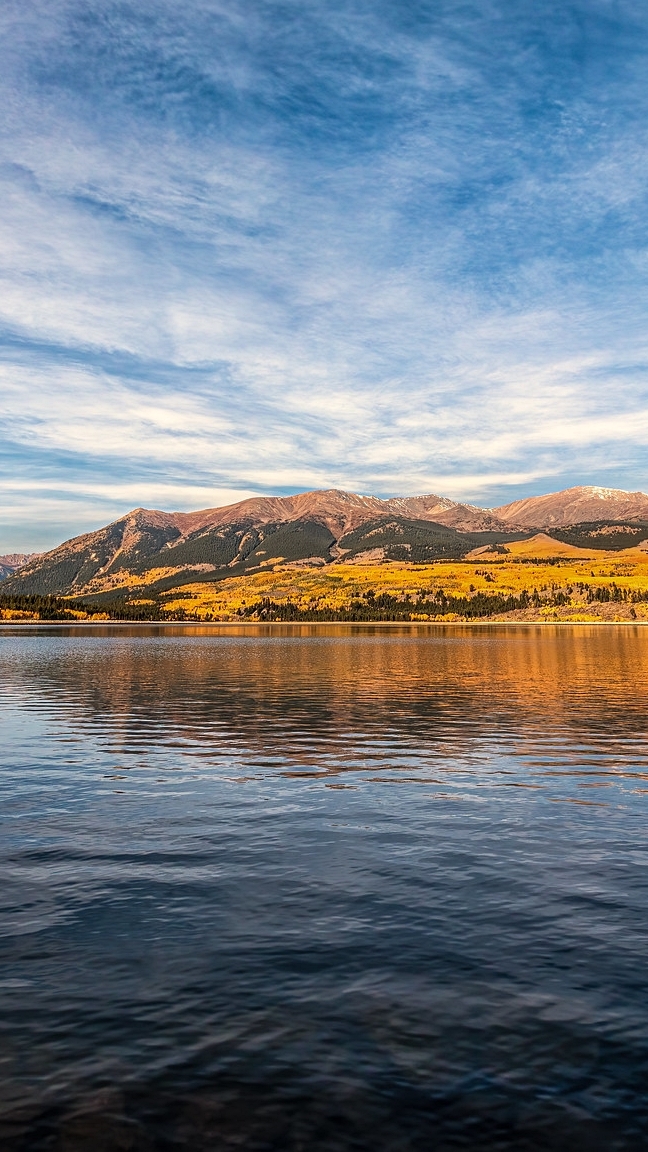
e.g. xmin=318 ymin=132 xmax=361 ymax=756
xmin=0 ymin=553 xmax=39 ymax=580
xmin=494 ymin=485 xmax=648 ymax=527
xmin=117 ymin=488 xmax=509 ymax=536
xmin=4 ymin=484 xmax=648 ymax=599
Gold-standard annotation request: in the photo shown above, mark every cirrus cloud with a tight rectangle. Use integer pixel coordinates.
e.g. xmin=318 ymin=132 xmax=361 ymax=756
xmin=1 ymin=0 xmax=648 ymax=548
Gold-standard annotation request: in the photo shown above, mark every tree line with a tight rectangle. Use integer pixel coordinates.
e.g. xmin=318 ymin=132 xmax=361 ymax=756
xmin=3 ymin=581 xmax=647 ymax=624
xmin=0 ymin=593 xmax=199 ymax=622
xmin=238 ymin=583 xmax=648 ymax=622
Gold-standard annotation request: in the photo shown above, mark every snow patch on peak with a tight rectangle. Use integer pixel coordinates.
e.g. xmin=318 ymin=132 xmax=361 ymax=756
xmin=588 ymin=486 xmax=629 ymax=498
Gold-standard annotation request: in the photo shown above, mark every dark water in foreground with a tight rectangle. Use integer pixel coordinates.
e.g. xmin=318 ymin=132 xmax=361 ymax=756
xmin=2 ymin=624 xmax=648 ymax=1151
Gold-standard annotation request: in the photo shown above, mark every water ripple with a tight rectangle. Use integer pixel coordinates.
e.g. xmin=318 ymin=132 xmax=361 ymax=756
xmin=2 ymin=625 xmax=648 ymax=1149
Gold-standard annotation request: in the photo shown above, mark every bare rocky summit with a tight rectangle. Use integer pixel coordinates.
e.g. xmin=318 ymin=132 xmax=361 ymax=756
xmin=494 ymin=486 xmax=648 ymax=528
xmin=163 ymin=489 xmax=508 ymax=535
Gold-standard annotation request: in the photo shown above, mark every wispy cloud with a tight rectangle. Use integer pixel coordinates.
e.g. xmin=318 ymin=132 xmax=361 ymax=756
xmin=1 ymin=0 xmax=648 ymax=547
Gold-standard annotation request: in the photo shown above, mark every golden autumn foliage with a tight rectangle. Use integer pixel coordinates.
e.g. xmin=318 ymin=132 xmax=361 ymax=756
xmin=6 ymin=533 xmax=648 ymax=623
xmin=159 ymin=550 xmax=648 ymax=622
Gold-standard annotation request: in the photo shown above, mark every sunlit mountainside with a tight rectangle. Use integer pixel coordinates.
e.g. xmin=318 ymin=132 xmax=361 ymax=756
xmin=494 ymin=486 xmax=648 ymax=527
xmin=4 ymin=485 xmax=648 ymax=622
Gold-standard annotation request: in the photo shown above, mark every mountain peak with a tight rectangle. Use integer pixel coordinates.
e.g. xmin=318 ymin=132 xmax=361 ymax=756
xmin=494 ymin=486 xmax=648 ymax=527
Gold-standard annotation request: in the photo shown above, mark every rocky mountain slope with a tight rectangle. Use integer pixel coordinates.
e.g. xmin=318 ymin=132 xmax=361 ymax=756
xmin=0 ymin=553 xmax=39 ymax=581
xmin=4 ymin=485 xmax=648 ymax=601
xmin=494 ymin=486 xmax=648 ymax=527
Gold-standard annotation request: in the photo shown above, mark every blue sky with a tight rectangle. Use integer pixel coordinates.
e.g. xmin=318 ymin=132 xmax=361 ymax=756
xmin=2 ymin=0 xmax=648 ymax=549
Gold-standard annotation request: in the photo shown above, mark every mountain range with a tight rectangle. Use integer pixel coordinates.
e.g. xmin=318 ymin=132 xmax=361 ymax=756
xmin=4 ymin=485 xmax=648 ymax=601
xmin=0 ymin=553 xmax=39 ymax=581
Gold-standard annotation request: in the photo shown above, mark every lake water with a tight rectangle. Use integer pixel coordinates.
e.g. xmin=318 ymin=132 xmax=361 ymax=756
xmin=2 ymin=623 xmax=648 ymax=1150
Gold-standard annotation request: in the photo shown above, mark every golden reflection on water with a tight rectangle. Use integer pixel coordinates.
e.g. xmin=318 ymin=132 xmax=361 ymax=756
xmin=4 ymin=623 xmax=648 ymax=792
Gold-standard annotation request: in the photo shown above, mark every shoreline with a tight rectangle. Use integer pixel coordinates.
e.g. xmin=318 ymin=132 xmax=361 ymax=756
xmin=3 ymin=619 xmax=648 ymax=629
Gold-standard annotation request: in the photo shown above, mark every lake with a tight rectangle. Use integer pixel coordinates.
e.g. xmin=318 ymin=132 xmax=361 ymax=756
xmin=2 ymin=623 xmax=648 ymax=1150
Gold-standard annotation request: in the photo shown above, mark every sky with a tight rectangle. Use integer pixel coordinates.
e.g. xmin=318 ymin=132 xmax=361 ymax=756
xmin=2 ymin=0 xmax=648 ymax=550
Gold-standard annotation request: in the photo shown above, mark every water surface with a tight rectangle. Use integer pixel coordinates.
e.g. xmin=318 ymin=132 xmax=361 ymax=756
xmin=2 ymin=624 xmax=648 ymax=1150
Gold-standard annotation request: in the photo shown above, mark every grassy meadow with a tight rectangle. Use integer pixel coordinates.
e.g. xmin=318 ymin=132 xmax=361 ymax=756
xmin=157 ymin=544 xmax=648 ymax=622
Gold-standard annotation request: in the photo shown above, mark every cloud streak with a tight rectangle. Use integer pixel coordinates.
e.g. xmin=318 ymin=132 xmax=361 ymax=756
xmin=1 ymin=0 xmax=648 ymax=547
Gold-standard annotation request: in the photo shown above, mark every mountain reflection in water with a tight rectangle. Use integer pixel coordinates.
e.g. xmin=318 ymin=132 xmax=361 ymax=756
xmin=1 ymin=624 xmax=648 ymax=1151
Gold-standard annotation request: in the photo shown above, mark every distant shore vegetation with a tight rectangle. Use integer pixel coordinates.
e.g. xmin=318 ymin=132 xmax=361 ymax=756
xmin=4 ymin=553 xmax=648 ymax=623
